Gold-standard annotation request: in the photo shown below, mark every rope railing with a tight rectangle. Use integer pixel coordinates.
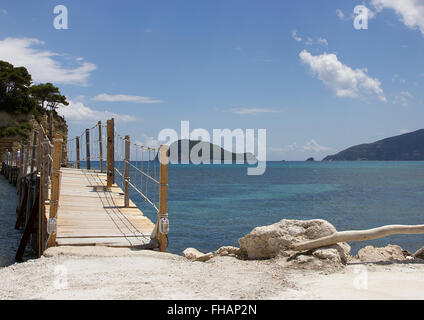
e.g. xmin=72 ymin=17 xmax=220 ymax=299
xmin=64 ymin=118 xmax=169 ymax=251
xmin=1 ymin=113 xmax=64 ymax=260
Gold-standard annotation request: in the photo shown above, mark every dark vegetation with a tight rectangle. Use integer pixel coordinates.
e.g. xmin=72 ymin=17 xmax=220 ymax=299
xmin=0 ymin=60 xmax=69 ymax=139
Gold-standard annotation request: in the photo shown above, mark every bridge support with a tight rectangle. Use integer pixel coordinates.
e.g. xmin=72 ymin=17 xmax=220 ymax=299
xmin=76 ymin=136 xmax=80 ymax=169
xmin=124 ymin=135 xmax=130 ymax=208
xmin=85 ymin=129 xmax=90 ymax=170
xmin=98 ymin=121 xmax=103 ymax=173
xmin=46 ymin=134 xmax=63 ymax=249
xmin=107 ymin=118 xmax=114 ymax=188
xmin=158 ymin=145 xmax=169 ymax=252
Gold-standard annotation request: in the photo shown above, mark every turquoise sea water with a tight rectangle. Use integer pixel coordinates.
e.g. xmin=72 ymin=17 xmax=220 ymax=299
xmin=1 ymin=161 xmax=424 ymax=266
xmin=0 ymin=175 xmax=20 ymax=267
xmin=132 ymin=161 xmax=424 ymax=255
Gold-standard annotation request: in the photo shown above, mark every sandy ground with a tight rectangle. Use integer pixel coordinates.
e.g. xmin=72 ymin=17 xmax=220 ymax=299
xmin=0 ymin=246 xmax=423 ymax=300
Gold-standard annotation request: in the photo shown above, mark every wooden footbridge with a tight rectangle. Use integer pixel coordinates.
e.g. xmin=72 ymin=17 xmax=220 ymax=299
xmin=1 ymin=115 xmax=169 ymax=261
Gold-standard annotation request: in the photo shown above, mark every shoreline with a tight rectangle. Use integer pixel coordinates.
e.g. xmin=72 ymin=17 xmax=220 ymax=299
xmin=1 ymin=246 xmax=424 ymax=300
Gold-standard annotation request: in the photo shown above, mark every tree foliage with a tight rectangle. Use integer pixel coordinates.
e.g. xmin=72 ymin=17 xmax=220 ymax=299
xmin=30 ymin=82 xmax=69 ymax=111
xmin=0 ymin=60 xmax=69 ymax=115
xmin=0 ymin=60 xmax=36 ymax=114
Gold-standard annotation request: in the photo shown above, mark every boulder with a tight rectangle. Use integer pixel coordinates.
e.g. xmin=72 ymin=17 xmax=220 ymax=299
xmin=215 ymin=246 xmax=241 ymax=257
xmin=238 ymin=219 xmax=350 ymax=264
xmin=357 ymin=245 xmax=407 ymax=262
xmin=182 ymin=248 xmax=213 ymax=262
xmin=414 ymin=247 xmax=424 ymax=260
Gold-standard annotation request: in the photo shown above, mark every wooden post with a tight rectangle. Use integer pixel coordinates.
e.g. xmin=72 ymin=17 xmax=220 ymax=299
xmin=38 ymin=136 xmax=44 ymax=256
xmin=124 ymin=135 xmax=130 ymax=208
xmin=98 ymin=121 xmax=104 ymax=173
xmin=15 ymin=189 xmax=40 ymax=262
xmin=16 ymin=142 xmax=24 ymax=190
xmin=85 ymin=129 xmax=90 ymax=170
xmin=106 ymin=118 xmax=114 ymax=187
xmin=5 ymin=149 xmax=9 ymax=166
xmin=23 ymin=139 xmax=30 ymax=176
xmin=46 ymin=134 xmax=63 ymax=249
xmin=9 ymin=152 xmax=13 ymax=182
xmin=37 ymin=128 xmax=42 ymax=171
xmin=76 ymin=136 xmax=80 ymax=169
xmin=19 ymin=142 xmax=24 ymax=177
xmin=42 ymin=114 xmax=48 ymax=133
xmin=157 ymin=145 xmax=169 ymax=252
xmin=48 ymin=111 xmax=53 ymax=141
xmin=30 ymin=130 xmax=37 ymax=172
xmin=38 ymin=138 xmax=49 ymax=257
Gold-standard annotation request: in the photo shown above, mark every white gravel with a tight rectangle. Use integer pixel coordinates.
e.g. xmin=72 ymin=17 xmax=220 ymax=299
xmin=1 ymin=246 xmax=423 ymax=300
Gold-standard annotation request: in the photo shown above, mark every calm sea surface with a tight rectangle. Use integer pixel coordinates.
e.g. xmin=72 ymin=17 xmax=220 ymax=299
xmin=0 ymin=175 xmax=20 ymax=267
xmin=1 ymin=161 xmax=424 ymax=266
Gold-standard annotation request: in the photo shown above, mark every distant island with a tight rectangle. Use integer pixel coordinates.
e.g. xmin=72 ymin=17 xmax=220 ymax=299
xmin=306 ymin=157 xmax=315 ymax=162
xmin=156 ymin=139 xmax=257 ymax=163
xmin=323 ymin=129 xmax=424 ymax=161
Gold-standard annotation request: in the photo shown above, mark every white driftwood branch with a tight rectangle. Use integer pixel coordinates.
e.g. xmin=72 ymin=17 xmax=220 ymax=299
xmin=292 ymin=224 xmax=424 ymax=251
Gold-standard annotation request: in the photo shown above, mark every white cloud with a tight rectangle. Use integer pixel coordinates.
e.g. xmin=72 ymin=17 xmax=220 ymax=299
xmin=371 ymin=0 xmax=424 ymax=35
xmin=291 ymin=30 xmax=302 ymax=42
xmin=231 ymin=108 xmax=280 ymax=115
xmin=291 ymin=32 xmax=329 ymax=47
xmin=134 ymin=135 xmax=162 ymax=149
xmin=92 ymin=93 xmax=162 ymax=104
xmin=0 ymin=37 xmax=96 ymax=85
xmin=57 ymin=100 xmax=137 ymax=123
xmin=299 ymin=49 xmax=386 ymax=102
xmin=399 ymin=129 xmax=410 ymax=134
xmin=302 ymin=139 xmax=332 ymax=153
xmin=1 ymin=9 xmax=7 ymax=15
xmin=275 ymin=141 xmax=331 ymax=152
xmin=363 ymin=6 xmax=377 ymax=20
xmin=392 ymin=74 xmax=406 ymax=84
xmin=336 ymin=9 xmax=345 ymax=20
xmin=393 ymin=91 xmax=413 ymax=107
xmin=317 ymin=37 xmax=328 ymax=47
xmin=144 ymin=28 xmax=152 ymax=33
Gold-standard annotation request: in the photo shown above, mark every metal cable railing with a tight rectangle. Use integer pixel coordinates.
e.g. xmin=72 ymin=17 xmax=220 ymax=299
xmin=64 ymin=119 xmax=169 ymax=245
xmin=114 ymin=131 xmax=161 ymax=213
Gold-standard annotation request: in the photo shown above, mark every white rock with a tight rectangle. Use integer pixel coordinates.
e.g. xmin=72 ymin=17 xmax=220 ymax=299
xmin=357 ymin=245 xmax=406 ymax=262
xmin=182 ymin=248 xmax=213 ymax=262
xmin=238 ymin=219 xmax=350 ymax=260
xmin=215 ymin=246 xmax=241 ymax=257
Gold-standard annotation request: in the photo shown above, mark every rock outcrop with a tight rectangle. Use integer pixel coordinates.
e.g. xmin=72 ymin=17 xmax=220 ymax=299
xmin=182 ymin=246 xmax=242 ymax=262
xmin=238 ymin=219 xmax=350 ymax=268
xmin=414 ymin=247 xmax=424 ymax=260
xmin=182 ymin=248 xmax=213 ymax=262
xmin=357 ymin=245 xmax=409 ymax=262
xmin=214 ymin=246 xmax=241 ymax=257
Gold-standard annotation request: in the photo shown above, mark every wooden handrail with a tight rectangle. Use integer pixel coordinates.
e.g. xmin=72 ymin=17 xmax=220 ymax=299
xmin=46 ymin=133 xmax=63 ymax=248
xmin=85 ymin=128 xmax=90 ymax=170
xmin=98 ymin=121 xmax=103 ymax=173
xmin=158 ymin=145 xmax=169 ymax=252
xmin=106 ymin=118 xmax=114 ymax=187
xmin=124 ymin=135 xmax=130 ymax=208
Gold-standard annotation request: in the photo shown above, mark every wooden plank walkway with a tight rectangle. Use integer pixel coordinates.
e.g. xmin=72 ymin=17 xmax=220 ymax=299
xmin=55 ymin=168 xmax=158 ymax=249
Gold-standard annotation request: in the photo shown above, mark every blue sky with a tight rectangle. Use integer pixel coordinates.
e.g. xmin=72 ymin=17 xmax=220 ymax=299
xmin=0 ymin=0 xmax=423 ymax=160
